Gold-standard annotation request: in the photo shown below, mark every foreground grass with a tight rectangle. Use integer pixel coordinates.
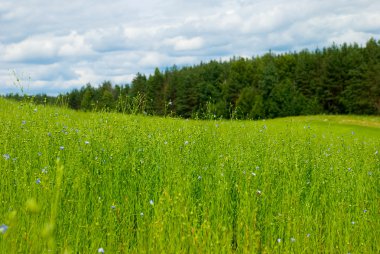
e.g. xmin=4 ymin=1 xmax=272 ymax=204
xmin=0 ymin=98 xmax=379 ymax=253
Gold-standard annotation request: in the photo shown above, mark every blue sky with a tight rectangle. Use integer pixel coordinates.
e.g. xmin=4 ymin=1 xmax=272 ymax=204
xmin=1 ymin=0 xmax=379 ymax=95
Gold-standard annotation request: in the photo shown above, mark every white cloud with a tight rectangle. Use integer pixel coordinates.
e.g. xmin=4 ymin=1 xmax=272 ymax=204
xmin=3 ymin=32 xmax=93 ymax=63
xmin=0 ymin=0 xmax=379 ymax=95
xmin=164 ymin=36 xmax=204 ymax=51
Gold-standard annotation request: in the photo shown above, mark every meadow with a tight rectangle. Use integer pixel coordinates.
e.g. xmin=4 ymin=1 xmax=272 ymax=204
xmin=0 ymin=97 xmax=379 ymax=253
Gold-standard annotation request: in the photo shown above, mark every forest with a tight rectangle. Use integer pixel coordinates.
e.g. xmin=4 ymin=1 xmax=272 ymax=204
xmin=4 ymin=38 xmax=380 ymax=119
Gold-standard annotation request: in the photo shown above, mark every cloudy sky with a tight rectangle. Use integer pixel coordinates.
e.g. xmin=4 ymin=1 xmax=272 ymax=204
xmin=1 ymin=0 xmax=379 ymax=95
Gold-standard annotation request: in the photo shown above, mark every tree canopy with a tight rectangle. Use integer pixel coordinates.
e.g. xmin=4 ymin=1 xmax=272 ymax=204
xmin=4 ymin=39 xmax=380 ymax=119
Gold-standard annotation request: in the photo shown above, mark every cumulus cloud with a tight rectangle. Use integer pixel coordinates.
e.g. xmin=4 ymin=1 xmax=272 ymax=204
xmin=164 ymin=36 xmax=204 ymax=51
xmin=0 ymin=0 xmax=379 ymax=95
xmin=3 ymin=32 xmax=93 ymax=64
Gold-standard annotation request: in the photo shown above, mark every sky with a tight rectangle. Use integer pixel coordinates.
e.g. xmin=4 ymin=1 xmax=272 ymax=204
xmin=1 ymin=0 xmax=379 ymax=95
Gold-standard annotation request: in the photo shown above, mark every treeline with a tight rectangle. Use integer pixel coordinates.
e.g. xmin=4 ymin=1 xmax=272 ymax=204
xmin=5 ymin=39 xmax=380 ymax=119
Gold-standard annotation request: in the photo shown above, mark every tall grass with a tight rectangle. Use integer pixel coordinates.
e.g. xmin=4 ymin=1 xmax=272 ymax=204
xmin=0 ymin=98 xmax=379 ymax=253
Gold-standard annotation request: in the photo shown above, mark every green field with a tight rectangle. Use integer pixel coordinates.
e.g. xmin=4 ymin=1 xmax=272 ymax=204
xmin=0 ymin=98 xmax=379 ymax=253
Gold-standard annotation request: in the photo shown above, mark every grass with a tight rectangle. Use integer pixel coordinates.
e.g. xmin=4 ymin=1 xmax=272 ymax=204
xmin=0 ymin=97 xmax=379 ymax=253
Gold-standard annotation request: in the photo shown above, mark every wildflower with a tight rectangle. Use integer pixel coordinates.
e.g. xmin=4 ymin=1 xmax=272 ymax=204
xmin=22 ymin=120 xmax=26 ymax=125
xmin=149 ymin=200 xmax=154 ymax=206
xmin=111 ymin=205 xmax=116 ymax=209
xmin=306 ymin=233 xmax=310 ymax=237
xmin=256 ymin=190 xmax=262 ymax=196
xmin=98 ymin=247 xmax=105 ymax=253
xmin=140 ymin=212 xmax=144 ymax=216
xmin=255 ymin=166 xmax=260 ymax=170
xmin=351 ymin=221 xmax=355 ymax=225
xmin=0 ymin=224 xmax=8 ymax=234
xmin=375 ymin=151 xmax=378 ymax=155
xmin=168 ymin=101 xmax=172 ymax=105
xmin=33 ymin=108 xmax=37 ymax=112
xmin=164 ymin=141 xmax=168 ymax=145
xmin=85 ymin=141 xmax=90 ymax=145
xmin=368 ymin=171 xmax=373 ymax=176
xmin=41 ymin=167 xmax=48 ymax=174
xmin=36 ymin=178 xmax=41 ymax=184
xmin=251 ymin=172 xmax=256 ymax=176
xmin=277 ymin=238 xmax=281 ymax=243
xmin=363 ymin=209 xmax=367 ymax=213
xmin=198 ymin=175 xmax=202 ymax=180
xmin=3 ymin=154 xmax=10 ymax=160
xmin=184 ymin=141 xmax=189 ymax=145
xmin=59 ymin=146 xmax=64 ymax=150
xmin=290 ymin=237 xmax=296 ymax=242
xmin=37 ymin=152 xmax=42 ymax=156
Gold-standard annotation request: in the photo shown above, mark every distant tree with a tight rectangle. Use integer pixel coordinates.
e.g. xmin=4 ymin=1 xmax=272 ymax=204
xmin=365 ymin=38 xmax=380 ymax=114
xmin=81 ymin=84 xmax=95 ymax=111
xmin=67 ymin=89 xmax=81 ymax=110
xmin=13 ymin=38 xmax=379 ymax=118
xmin=130 ymin=73 xmax=147 ymax=97
xmin=146 ymin=68 xmax=165 ymax=114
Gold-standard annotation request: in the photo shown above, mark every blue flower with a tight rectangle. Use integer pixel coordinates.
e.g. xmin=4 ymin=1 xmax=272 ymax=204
xmin=59 ymin=146 xmax=64 ymax=150
xmin=149 ymin=200 xmax=154 ymax=205
xmin=98 ymin=247 xmax=105 ymax=253
xmin=0 ymin=224 xmax=8 ymax=234
xmin=111 ymin=205 xmax=116 ymax=209
xmin=36 ymin=178 xmax=41 ymax=184
xmin=3 ymin=154 xmax=10 ymax=160
xmin=85 ymin=141 xmax=90 ymax=145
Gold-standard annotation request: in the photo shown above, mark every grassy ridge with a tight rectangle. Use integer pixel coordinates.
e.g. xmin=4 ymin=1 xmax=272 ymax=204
xmin=0 ymin=98 xmax=379 ymax=253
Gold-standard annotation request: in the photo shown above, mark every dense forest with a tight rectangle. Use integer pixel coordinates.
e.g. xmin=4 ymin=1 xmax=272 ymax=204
xmin=4 ymin=39 xmax=380 ymax=119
